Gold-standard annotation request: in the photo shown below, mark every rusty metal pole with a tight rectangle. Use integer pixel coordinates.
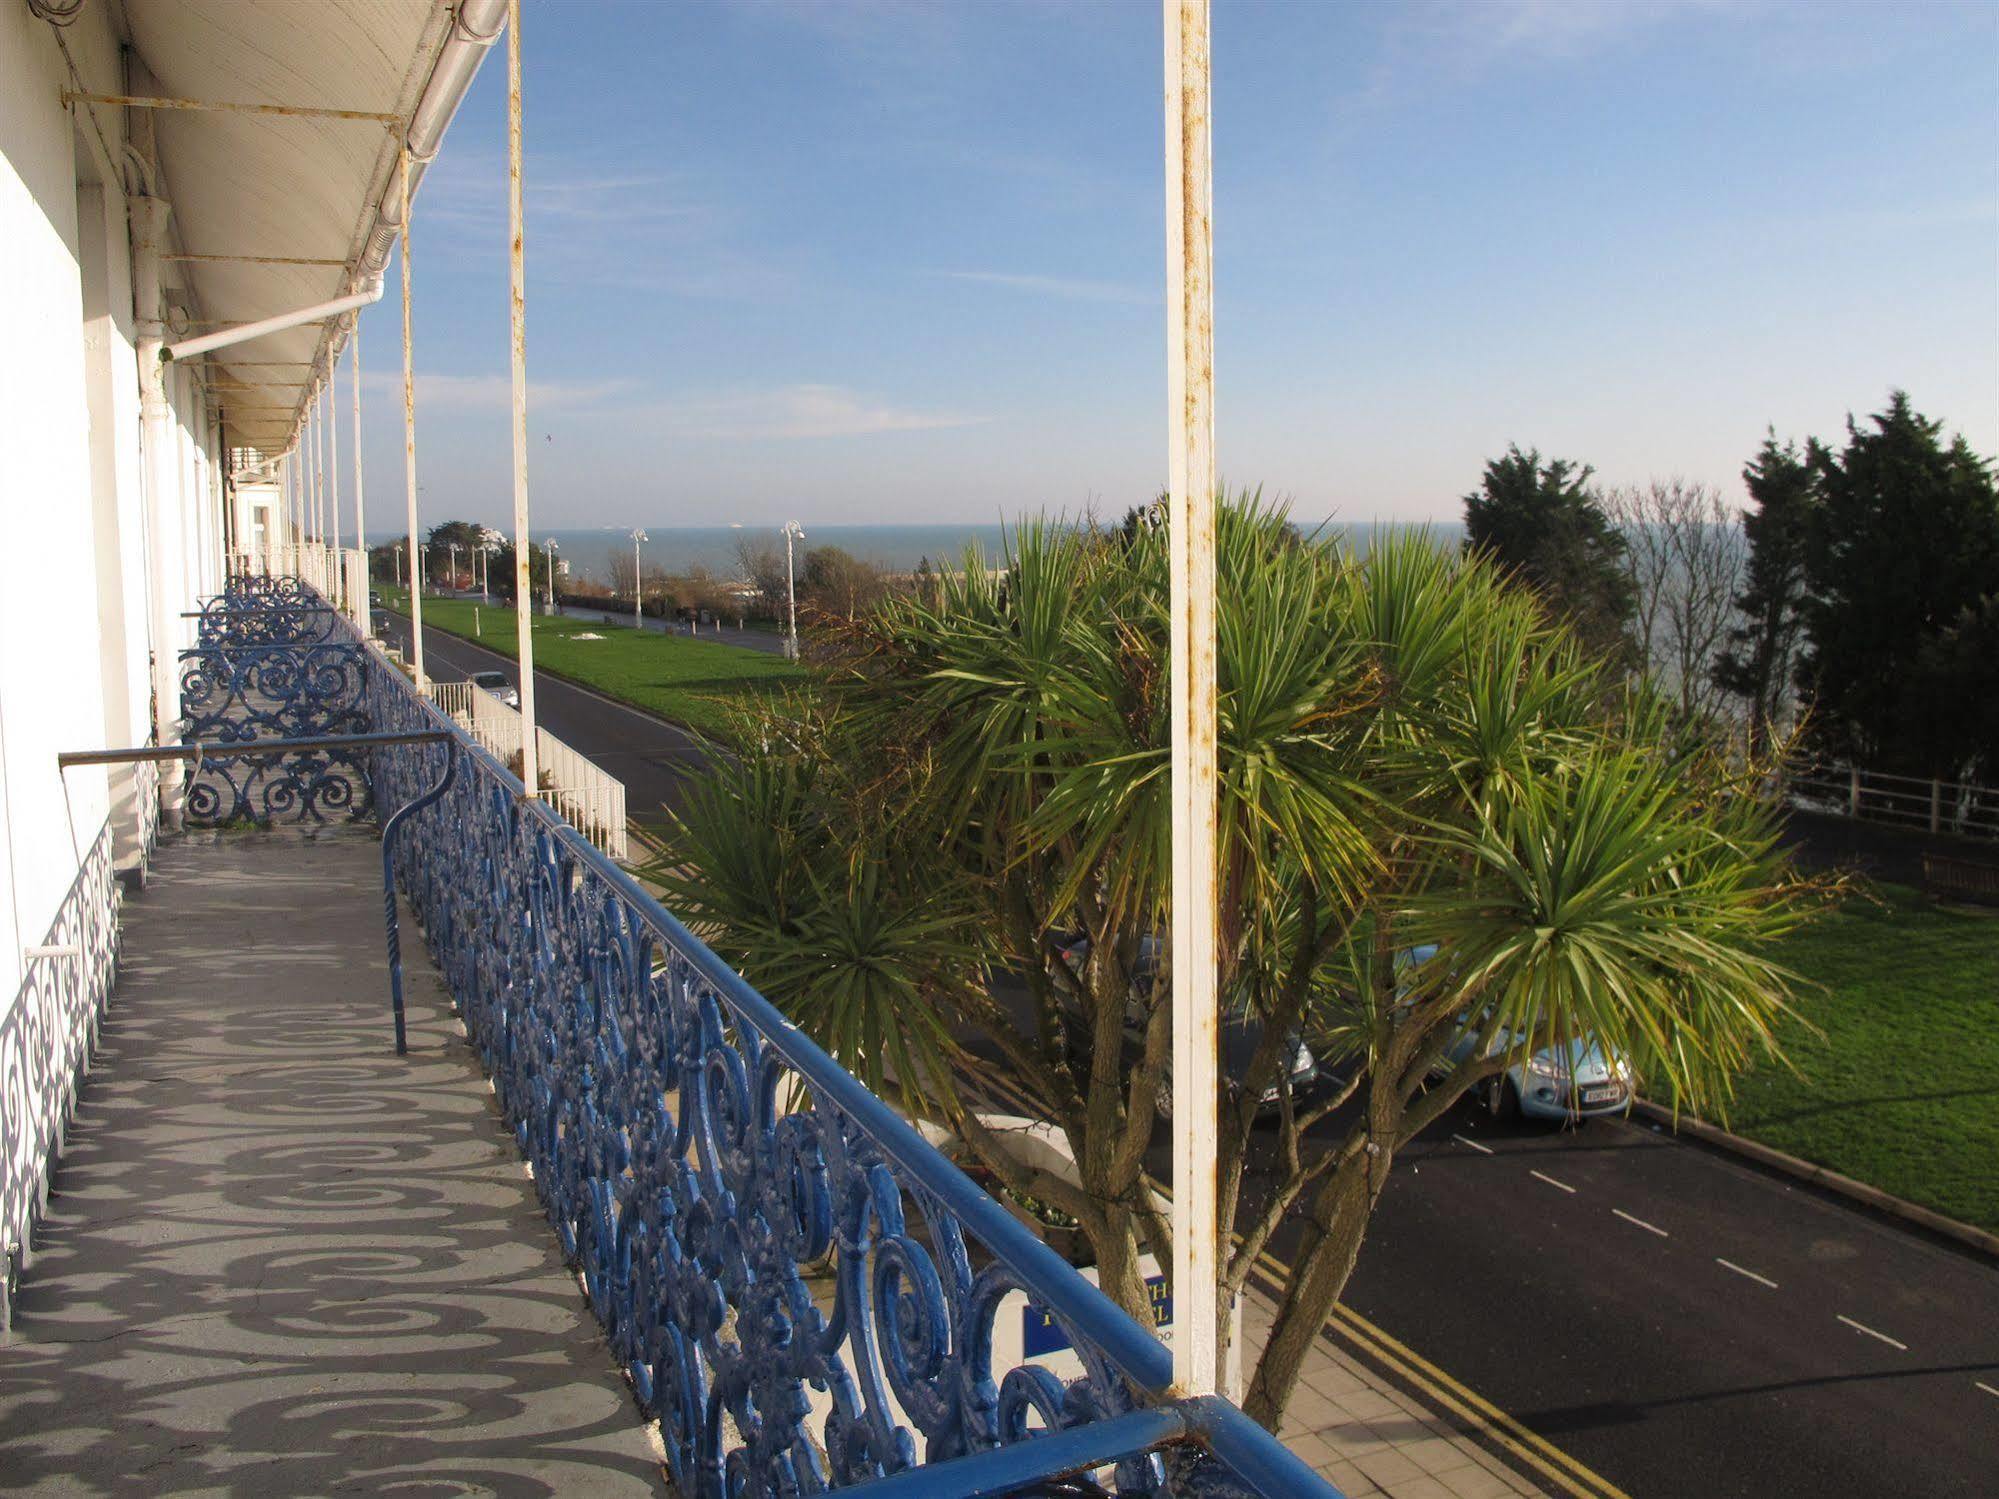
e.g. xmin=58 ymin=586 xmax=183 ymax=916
xmin=351 ymin=316 xmax=367 ymax=602
xmin=328 ymin=368 xmax=342 ymax=596
xmin=303 ymin=388 xmax=316 ymax=543
xmin=506 ymin=0 xmax=539 ymax=798
xmin=314 ymin=377 xmax=326 ymax=549
xmin=1165 ymin=0 xmax=1219 ymax=1398
xmin=400 ymin=146 xmax=427 ymax=688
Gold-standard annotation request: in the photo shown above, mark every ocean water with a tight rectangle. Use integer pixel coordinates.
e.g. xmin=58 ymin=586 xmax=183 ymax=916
xmin=365 ymin=519 xmax=1464 ymax=583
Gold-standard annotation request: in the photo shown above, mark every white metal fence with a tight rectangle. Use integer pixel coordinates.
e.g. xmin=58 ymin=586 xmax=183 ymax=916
xmin=1786 ymin=763 xmax=1999 ymax=842
xmin=426 ymin=680 xmax=630 ymax=860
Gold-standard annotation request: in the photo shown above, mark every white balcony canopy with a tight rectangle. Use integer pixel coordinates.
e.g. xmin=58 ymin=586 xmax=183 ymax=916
xmin=107 ymin=0 xmax=494 ymax=456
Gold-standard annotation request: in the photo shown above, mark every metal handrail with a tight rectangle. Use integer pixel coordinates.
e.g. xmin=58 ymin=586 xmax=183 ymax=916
xmin=56 ymin=729 xmax=452 ymax=770
xmin=371 ymin=656 xmax=1181 ymax=1392
xmin=335 ymin=593 xmax=1334 ymax=1494
xmin=59 ymin=730 xmax=457 ymax=1054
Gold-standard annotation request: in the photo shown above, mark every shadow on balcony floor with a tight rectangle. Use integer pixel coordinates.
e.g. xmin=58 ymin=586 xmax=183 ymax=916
xmin=0 ymin=829 xmax=665 ymax=1496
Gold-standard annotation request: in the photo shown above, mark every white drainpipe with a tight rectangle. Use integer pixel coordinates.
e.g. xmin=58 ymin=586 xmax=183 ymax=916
xmin=357 ymin=0 xmax=507 ymax=278
xmin=163 ymin=279 xmax=383 ymax=363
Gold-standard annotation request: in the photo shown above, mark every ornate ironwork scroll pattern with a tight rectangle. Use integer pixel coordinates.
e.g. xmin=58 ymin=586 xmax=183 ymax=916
xmin=178 ymin=643 xmax=373 ymax=825
xmin=364 ymin=671 xmax=1185 ymax=1499
xmin=1 ymin=824 xmax=118 ymax=1329
xmin=196 ymin=574 xmax=337 ymax=649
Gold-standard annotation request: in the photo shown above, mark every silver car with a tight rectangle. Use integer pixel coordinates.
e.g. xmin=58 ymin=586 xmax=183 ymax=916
xmin=469 ymin=669 xmax=519 ymax=711
xmin=1405 ymin=944 xmax=1636 ymax=1123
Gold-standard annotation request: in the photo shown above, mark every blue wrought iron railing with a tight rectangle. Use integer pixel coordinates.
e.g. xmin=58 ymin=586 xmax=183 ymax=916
xmin=221 ymin=576 xmax=1342 ymax=1499
xmin=179 ymin=577 xmax=373 ymax=823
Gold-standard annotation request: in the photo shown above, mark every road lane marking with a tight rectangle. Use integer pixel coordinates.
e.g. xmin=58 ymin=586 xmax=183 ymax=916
xmin=1837 ymin=1315 xmax=1907 ymax=1351
xmin=1451 ymin=1133 xmax=1494 ymax=1155
xmin=1612 ymin=1208 xmax=1668 ymax=1237
xmin=1530 ymin=1169 xmax=1576 ymax=1194
xmin=1132 ymin=1117 xmax=1671 ymax=1499
xmin=1976 ymin=1381 xmax=1999 ymax=1400
xmin=1716 ymin=1258 xmax=1778 ymax=1289
xmin=1121 ymin=1158 xmax=1631 ymax=1499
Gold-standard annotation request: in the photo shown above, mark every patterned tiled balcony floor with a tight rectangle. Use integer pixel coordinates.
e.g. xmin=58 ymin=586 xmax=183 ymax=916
xmin=0 ymin=830 xmax=664 ymax=1496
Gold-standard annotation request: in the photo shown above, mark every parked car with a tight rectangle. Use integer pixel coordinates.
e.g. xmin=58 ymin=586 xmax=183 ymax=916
xmin=1472 ymin=1034 xmax=1634 ymax=1123
xmin=469 ymin=669 xmax=519 ymax=710
xmin=1404 ymin=943 xmax=1636 ymax=1123
xmin=369 ymin=589 xmax=383 ymax=606
xmin=1056 ymin=934 xmax=1319 ymax=1119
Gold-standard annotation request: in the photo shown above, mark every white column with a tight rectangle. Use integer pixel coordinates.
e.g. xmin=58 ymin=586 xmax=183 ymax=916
xmin=131 ymin=191 xmax=185 ymax=822
xmin=507 ymin=0 xmax=540 ymax=797
xmin=400 ymin=148 xmax=427 ymax=688
xmin=1164 ymin=0 xmax=1220 ymax=1398
xmin=350 ymin=317 xmax=366 ymax=569
xmin=329 ymin=359 xmax=342 ymax=576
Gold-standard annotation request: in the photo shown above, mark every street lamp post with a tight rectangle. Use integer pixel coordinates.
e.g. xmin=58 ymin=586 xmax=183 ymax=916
xmin=446 ymin=541 xmax=462 ymax=592
xmin=630 ymin=527 xmax=648 ymax=630
xmin=781 ymin=520 xmax=805 ymax=661
xmin=544 ymin=537 xmax=558 ymax=613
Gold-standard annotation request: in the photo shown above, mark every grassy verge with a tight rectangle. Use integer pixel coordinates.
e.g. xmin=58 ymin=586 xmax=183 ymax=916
xmin=380 ymin=587 xmax=804 ymax=745
xmin=1722 ymin=882 xmax=1999 ymax=1231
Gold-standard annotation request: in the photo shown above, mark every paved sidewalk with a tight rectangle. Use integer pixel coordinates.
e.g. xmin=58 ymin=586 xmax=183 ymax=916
xmin=0 ymin=831 xmax=663 ymax=1496
xmin=1246 ymin=1296 xmax=1548 ymax=1499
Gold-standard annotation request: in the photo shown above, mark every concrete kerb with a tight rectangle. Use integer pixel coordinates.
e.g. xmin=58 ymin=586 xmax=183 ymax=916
xmin=1629 ymin=1100 xmax=1999 ymax=1261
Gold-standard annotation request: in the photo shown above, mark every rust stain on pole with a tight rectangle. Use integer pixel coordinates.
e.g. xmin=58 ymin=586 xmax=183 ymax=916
xmin=351 ymin=316 xmax=366 ymax=611
xmin=507 ymin=0 xmax=539 ymax=799
xmin=400 ymin=146 xmax=426 ymax=688
xmin=1165 ymin=0 xmax=1220 ymax=1399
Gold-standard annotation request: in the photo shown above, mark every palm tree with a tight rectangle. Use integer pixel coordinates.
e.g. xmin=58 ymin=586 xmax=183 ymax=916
xmin=649 ymin=497 xmax=1820 ymax=1426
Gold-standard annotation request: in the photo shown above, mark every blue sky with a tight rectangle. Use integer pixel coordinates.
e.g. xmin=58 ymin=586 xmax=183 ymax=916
xmin=352 ymin=0 xmax=1999 ymax=531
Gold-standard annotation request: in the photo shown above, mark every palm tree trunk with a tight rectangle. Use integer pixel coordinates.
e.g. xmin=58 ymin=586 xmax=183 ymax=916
xmin=1242 ymin=1145 xmax=1390 ymax=1428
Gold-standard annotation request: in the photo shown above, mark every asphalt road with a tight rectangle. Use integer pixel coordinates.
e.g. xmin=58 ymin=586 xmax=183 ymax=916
xmin=375 ymin=611 xmax=709 ymax=827
xmin=1781 ymin=805 xmax=1993 ymax=889
xmin=1265 ymin=1101 xmax=1999 ymax=1499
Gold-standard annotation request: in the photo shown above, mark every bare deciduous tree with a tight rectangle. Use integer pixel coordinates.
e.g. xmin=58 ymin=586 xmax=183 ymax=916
xmin=1604 ymin=479 xmax=1746 ymax=729
xmin=734 ymin=536 xmax=792 ymax=621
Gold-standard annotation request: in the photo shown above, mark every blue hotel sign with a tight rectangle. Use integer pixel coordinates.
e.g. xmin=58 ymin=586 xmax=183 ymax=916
xmin=1024 ymin=1273 xmax=1171 ymax=1356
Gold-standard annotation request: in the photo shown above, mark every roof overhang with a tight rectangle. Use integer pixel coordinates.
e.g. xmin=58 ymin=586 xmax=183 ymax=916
xmin=106 ymin=0 xmax=504 ymax=462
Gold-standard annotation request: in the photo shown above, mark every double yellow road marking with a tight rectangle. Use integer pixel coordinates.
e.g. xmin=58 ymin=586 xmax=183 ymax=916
xmin=1244 ymin=1243 xmax=1633 ymax=1499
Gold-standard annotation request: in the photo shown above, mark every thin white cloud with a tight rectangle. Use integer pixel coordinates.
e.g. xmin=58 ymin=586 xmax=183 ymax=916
xmin=412 ymin=149 xmax=800 ymax=300
xmin=362 ymin=371 xmax=630 ymax=410
xmin=1339 ymin=0 xmax=1753 ymax=123
xmin=935 ymin=270 xmax=1153 ymax=306
xmin=649 ymin=383 xmax=986 ymax=440
xmin=1403 ymin=0 xmax=1749 ymax=59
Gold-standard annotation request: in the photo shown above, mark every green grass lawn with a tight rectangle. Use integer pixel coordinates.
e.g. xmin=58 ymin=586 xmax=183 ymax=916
xmin=380 ymin=587 xmax=804 ymax=744
xmin=1722 ymin=882 xmax=1999 ymax=1231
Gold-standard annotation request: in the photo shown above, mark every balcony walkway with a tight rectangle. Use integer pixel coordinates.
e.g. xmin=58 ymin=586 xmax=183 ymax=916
xmin=0 ymin=830 xmax=664 ymax=1495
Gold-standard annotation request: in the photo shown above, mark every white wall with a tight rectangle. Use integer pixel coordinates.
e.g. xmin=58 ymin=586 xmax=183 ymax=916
xmin=0 ymin=3 xmax=226 ymax=1284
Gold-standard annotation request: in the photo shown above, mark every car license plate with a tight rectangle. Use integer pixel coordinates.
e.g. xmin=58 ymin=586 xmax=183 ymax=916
xmin=1581 ymin=1085 xmax=1619 ymax=1104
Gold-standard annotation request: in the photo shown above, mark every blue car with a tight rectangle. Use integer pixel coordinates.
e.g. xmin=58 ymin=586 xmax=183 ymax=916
xmin=1404 ymin=944 xmax=1635 ymax=1123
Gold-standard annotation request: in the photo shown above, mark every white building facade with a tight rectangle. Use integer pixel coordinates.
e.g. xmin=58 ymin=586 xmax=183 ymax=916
xmin=0 ymin=0 xmax=499 ymax=1316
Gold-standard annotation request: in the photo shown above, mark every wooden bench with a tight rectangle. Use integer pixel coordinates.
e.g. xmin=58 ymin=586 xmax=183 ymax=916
xmin=1922 ymin=852 xmax=1999 ymax=906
